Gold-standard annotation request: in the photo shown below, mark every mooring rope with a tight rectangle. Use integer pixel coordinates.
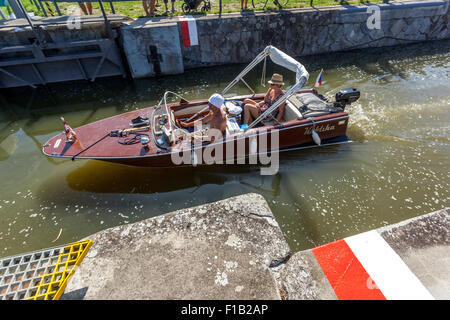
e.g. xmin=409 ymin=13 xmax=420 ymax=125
xmin=71 ymin=132 xmax=110 ymax=161
xmin=117 ymin=132 xmax=150 ymax=145
xmin=71 ymin=126 xmax=151 ymax=160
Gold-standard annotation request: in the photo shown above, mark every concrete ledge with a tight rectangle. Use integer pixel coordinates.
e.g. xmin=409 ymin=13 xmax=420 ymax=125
xmin=340 ymin=0 xmax=447 ymax=13
xmin=62 ymin=193 xmax=290 ymax=300
xmin=120 ymin=20 xmax=184 ymax=78
xmin=275 ymin=207 xmax=450 ymax=300
xmin=50 ymin=196 xmax=450 ymax=300
xmin=273 ymin=250 xmax=337 ymax=300
xmin=0 ymin=15 xmax=129 ymax=46
xmin=380 ymin=208 xmax=450 ymax=299
xmin=0 ymin=15 xmax=129 ymax=31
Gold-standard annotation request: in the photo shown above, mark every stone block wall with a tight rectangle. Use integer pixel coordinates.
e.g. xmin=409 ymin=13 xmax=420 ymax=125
xmin=116 ymin=0 xmax=449 ymax=78
xmin=179 ymin=0 xmax=449 ymax=69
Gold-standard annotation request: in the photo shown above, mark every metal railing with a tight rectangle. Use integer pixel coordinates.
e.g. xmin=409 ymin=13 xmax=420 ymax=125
xmin=26 ymin=0 xmax=214 ymax=17
xmin=32 ymin=0 xmax=128 ymax=17
xmin=11 ymin=0 xmax=318 ymax=20
xmin=3 ymin=0 xmax=391 ymax=22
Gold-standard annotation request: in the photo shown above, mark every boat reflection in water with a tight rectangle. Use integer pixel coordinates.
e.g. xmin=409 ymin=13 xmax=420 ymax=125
xmin=63 ymin=139 xmax=348 ymax=195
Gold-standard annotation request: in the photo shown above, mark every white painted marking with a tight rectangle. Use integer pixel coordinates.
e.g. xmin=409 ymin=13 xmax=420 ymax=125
xmin=54 ymin=138 xmax=61 ymax=149
xmin=338 ymin=120 xmax=346 ymax=125
xmin=178 ymin=15 xmax=198 ymax=46
xmin=186 ymin=16 xmax=198 ymax=46
xmin=345 ymin=230 xmax=434 ymax=300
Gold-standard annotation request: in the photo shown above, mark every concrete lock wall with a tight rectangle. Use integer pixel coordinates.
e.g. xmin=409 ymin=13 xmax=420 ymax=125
xmin=0 ymin=19 xmax=119 ymax=47
xmin=0 ymin=17 xmax=129 ymax=88
xmin=120 ymin=20 xmax=184 ymax=78
xmin=120 ymin=0 xmax=450 ymax=78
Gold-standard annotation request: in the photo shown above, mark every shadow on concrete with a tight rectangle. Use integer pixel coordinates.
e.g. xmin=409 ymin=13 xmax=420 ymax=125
xmin=60 ymin=286 xmax=89 ymax=300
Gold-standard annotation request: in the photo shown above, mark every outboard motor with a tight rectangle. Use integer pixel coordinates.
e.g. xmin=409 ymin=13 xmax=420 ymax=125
xmin=334 ymin=88 xmax=360 ymax=109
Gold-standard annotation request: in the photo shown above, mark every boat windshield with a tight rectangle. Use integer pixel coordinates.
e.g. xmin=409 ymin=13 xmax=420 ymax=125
xmin=152 ymin=91 xmax=189 ymax=149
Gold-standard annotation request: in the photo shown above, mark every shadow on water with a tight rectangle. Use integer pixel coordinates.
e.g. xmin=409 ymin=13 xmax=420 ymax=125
xmin=56 ymin=142 xmax=351 ymax=195
xmin=65 ymin=160 xmax=247 ymax=194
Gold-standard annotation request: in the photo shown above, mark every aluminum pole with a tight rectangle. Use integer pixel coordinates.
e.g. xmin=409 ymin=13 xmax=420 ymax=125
xmin=7 ymin=0 xmax=26 ymax=18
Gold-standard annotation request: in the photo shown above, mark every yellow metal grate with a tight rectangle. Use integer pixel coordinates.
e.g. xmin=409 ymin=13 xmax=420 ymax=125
xmin=26 ymin=239 xmax=93 ymax=300
xmin=1 ymin=240 xmax=93 ymax=300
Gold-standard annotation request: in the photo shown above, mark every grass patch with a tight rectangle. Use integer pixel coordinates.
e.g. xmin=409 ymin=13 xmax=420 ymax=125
xmin=10 ymin=0 xmax=387 ymax=19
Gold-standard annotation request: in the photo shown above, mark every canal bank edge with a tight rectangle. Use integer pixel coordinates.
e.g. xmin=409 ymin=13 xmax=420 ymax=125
xmin=120 ymin=0 xmax=450 ymax=78
xmin=60 ymin=193 xmax=450 ymax=300
xmin=274 ymin=207 xmax=450 ymax=300
xmin=61 ymin=193 xmax=290 ymax=299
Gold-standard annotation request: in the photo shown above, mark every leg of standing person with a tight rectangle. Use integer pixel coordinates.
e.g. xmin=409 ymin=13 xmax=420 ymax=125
xmin=149 ymin=0 xmax=156 ymax=15
xmin=86 ymin=2 xmax=93 ymax=14
xmin=171 ymin=0 xmax=175 ymax=13
xmin=163 ymin=0 xmax=168 ymax=12
xmin=142 ymin=0 xmax=150 ymax=15
xmin=78 ymin=1 xmax=88 ymax=15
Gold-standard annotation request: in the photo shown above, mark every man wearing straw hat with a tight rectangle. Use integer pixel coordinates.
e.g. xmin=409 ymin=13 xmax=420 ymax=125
xmin=243 ymin=73 xmax=286 ymax=125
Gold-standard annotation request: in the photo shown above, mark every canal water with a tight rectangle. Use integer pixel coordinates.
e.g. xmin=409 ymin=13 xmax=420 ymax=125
xmin=0 ymin=40 xmax=449 ymax=257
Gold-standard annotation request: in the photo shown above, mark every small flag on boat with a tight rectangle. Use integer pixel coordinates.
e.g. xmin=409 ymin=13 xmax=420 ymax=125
xmin=314 ymin=69 xmax=323 ymax=88
xmin=61 ymin=117 xmax=77 ymax=143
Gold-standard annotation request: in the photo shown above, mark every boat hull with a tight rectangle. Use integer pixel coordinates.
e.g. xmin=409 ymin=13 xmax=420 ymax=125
xmin=42 ymin=92 xmax=349 ymax=168
xmin=100 ymin=134 xmax=351 ymax=168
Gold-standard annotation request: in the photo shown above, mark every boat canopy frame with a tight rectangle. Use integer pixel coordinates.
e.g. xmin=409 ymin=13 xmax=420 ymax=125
xmin=221 ymin=45 xmax=310 ymax=130
xmin=152 ymin=46 xmax=309 ymax=144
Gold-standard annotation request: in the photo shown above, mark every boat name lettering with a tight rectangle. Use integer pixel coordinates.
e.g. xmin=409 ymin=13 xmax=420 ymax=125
xmin=304 ymin=124 xmax=335 ymax=135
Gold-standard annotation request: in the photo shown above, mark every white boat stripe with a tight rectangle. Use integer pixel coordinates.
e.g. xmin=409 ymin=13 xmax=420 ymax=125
xmin=54 ymin=138 xmax=61 ymax=149
xmin=345 ymin=230 xmax=434 ymax=300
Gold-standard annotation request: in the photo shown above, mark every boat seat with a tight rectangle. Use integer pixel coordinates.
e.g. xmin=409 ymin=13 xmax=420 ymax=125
xmin=283 ymin=100 xmax=304 ymax=121
xmin=260 ymin=100 xmax=303 ymax=125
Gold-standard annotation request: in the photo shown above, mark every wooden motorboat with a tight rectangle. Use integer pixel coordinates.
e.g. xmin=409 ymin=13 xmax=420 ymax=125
xmin=42 ymin=46 xmax=359 ymax=168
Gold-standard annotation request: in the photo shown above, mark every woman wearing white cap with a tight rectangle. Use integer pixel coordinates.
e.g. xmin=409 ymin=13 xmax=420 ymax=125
xmin=177 ymin=93 xmax=227 ymax=142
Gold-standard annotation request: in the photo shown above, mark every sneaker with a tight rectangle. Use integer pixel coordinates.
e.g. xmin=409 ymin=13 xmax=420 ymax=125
xmin=171 ymin=8 xmax=175 ymax=13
